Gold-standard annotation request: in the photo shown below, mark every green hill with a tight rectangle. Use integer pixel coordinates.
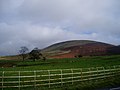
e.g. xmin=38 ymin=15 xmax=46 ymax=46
xmin=42 ymin=40 xmax=114 ymax=58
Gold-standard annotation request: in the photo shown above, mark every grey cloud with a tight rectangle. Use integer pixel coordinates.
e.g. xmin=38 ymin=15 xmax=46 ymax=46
xmin=18 ymin=0 xmax=120 ymax=34
xmin=0 ymin=0 xmax=120 ymax=55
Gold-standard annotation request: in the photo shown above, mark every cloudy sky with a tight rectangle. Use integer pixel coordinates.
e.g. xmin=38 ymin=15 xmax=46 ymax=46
xmin=0 ymin=0 xmax=120 ymax=56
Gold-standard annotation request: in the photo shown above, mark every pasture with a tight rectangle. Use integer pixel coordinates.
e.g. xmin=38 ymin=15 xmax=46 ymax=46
xmin=0 ymin=55 xmax=120 ymax=90
xmin=0 ymin=55 xmax=120 ymax=71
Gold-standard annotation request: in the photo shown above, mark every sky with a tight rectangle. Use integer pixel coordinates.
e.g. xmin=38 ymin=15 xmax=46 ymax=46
xmin=0 ymin=0 xmax=120 ymax=56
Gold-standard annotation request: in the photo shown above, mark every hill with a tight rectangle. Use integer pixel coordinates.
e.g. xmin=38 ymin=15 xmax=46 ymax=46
xmin=42 ymin=40 xmax=95 ymax=52
xmin=1 ymin=40 xmax=119 ymax=60
xmin=41 ymin=40 xmax=115 ymax=58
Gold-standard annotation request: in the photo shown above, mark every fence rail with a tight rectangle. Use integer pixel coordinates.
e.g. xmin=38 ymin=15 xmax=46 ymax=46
xmin=0 ymin=65 xmax=120 ymax=90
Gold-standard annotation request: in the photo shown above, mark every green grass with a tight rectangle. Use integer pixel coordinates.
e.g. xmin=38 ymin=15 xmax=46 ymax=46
xmin=2 ymin=75 xmax=120 ymax=90
xmin=1 ymin=55 xmax=120 ymax=90
xmin=0 ymin=55 xmax=120 ymax=71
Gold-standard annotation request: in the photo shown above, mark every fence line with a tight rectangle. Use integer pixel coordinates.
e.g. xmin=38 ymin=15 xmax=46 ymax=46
xmin=19 ymin=71 xmax=20 ymax=90
xmin=0 ymin=65 xmax=120 ymax=90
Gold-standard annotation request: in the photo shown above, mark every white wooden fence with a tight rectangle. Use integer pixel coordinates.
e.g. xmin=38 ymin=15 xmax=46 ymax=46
xmin=0 ymin=65 xmax=120 ymax=90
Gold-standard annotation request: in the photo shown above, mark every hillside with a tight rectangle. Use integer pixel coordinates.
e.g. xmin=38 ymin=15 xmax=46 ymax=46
xmin=1 ymin=40 xmax=119 ymax=60
xmin=42 ymin=40 xmax=95 ymax=52
xmin=41 ymin=40 xmax=115 ymax=58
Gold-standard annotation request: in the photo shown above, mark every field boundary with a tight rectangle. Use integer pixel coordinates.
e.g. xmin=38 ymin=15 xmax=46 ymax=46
xmin=0 ymin=65 xmax=120 ymax=90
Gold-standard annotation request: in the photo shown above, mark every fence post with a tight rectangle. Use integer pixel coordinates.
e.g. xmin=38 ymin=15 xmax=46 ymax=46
xmin=118 ymin=65 xmax=120 ymax=75
xmin=96 ymin=67 xmax=98 ymax=81
xmin=48 ymin=70 xmax=50 ymax=88
xmin=108 ymin=66 xmax=112 ymax=78
xmin=88 ymin=68 xmax=91 ymax=81
xmin=109 ymin=66 xmax=112 ymax=77
xmin=34 ymin=71 xmax=36 ymax=89
xmin=18 ymin=71 xmax=20 ymax=90
xmin=102 ymin=67 xmax=106 ymax=80
xmin=102 ymin=67 xmax=105 ymax=75
xmin=81 ymin=68 xmax=82 ymax=81
xmin=2 ymin=71 xmax=4 ymax=90
xmin=113 ymin=66 xmax=116 ymax=75
xmin=71 ymin=69 xmax=73 ymax=85
xmin=60 ymin=70 xmax=63 ymax=86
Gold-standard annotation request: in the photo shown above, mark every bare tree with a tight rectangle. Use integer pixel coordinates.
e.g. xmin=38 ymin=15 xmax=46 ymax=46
xmin=19 ymin=46 xmax=29 ymax=61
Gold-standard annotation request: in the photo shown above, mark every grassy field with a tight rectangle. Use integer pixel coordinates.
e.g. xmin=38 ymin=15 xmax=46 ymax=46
xmin=1 ymin=55 xmax=120 ymax=90
xmin=0 ymin=55 xmax=120 ymax=71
